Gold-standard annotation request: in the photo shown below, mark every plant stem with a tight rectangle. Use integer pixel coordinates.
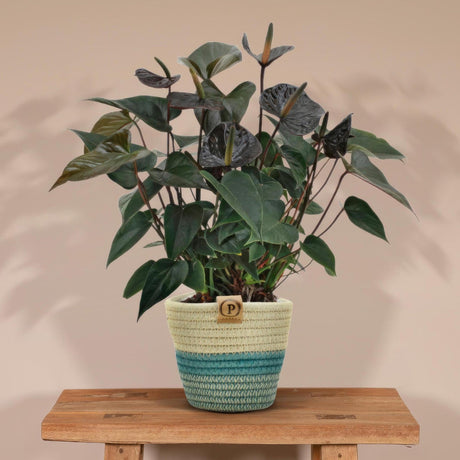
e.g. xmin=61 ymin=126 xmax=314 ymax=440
xmin=317 ymin=207 xmax=345 ymax=238
xmin=258 ymin=121 xmax=280 ymax=169
xmin=258 ymin=65 xmax=266 ymax=136
xmin=196 ymin=109 xmax=207 ymax=201
xmin=309 ymin=159 xmax=338 ymax=203
xmin=311 ymin=172 xmax=348 ymax=235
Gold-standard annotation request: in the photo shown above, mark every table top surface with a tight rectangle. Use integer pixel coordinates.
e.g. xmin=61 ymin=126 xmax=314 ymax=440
xmin=41 ymin=388 xmax=419 ymax=445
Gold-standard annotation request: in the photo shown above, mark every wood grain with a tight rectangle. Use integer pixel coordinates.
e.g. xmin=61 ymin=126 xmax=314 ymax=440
xmin=104 ymin=444 xmax=143 ymax=460
xmin=312 ymin=444 xmax=358 ymax=460
xmin=41 ymin=388 xmax=419 ymax=445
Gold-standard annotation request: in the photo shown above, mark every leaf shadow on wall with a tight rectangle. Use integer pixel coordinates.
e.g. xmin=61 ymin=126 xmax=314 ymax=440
xmin=1 ymin=74 xmax=459 ymax=460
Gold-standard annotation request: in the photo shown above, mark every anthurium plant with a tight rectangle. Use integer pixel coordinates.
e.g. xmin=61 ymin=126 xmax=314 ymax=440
xmin=52 ymin=25 xmax=411 ymax=319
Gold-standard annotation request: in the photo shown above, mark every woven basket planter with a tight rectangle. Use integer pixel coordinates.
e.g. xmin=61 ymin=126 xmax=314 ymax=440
xmin=165 ymin=293 xmax=293 ymax=413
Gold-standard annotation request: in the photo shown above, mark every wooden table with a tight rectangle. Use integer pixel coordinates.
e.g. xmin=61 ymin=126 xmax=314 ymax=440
xmin=41 ymin=388 xmax=419 ymax=459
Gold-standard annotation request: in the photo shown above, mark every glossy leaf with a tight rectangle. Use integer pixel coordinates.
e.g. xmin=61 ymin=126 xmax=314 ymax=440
xmin=107 ymin=211 xmax=151 ymax=266
xmin=248 ymin=242 xmax=266 ymax=262
xmin=184 ymin=259 xmax=206 ymax=292
xmin=323 ymin=114 xmax=352 ymax=158
xmin=344 ymin=196 xmax=387 ymax=241
xmin=107 ymin=152 xmax=157 ymax=190
xmin=179 ymin=42 xmax=242 ymax=79
xmin=260 ymin=84 xmax=324 ymax=135
xmin=222 ymin=81 xmax=256 ymax=123
xmin=344 ymin=150 xmax=412 ymax=210
xmin=148 ymin=152 xmax=207 ymax=188
xmin=135 ymin=68 xmax=180 ymax=89
xmin=123 ymin=260 xmax=154 ymax=298
xmin=51 ymin=131 xmax=152 ymax=190
xmin=300 ymin=235 xmax=336 ymax=276
xmin=89 ymin=96 xmax=181 ymax=132
xmin=348 ymin=128 xmax=405 ymax=160
xmin=118 ymin=177 xmax=163 ymax=222
xmin=90 ymin=111 xmax=133 ymax=139
xmin=164 ymin=203 xmax=203 ymax=259
xmin=200 ymin=122 xmax=262 ymax=168
xmin=139 ymin=259 xmax=188 ymax=318
xmin=167 ymin=92 xmax=223 ymax=110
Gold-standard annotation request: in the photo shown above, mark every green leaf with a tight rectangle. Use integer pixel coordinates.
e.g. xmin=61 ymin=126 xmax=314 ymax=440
xmin=123 ymin=260 xmax=154 ymax=298
xmin=300 ymin=235 xmax=336 ymax=276
xmin=164 ymin=203 xmax=203 ymax=259
xmin=149 ymin=152 xmax=207 ymax=188
xmin=280 ymin=145 xmax=307 ymax=184
xmin=118 ymin=177 xmax=163 ymax=222
xmin=91 ymin=111 xmax=133 ymax=138
xmin=144 ymin=241 xmax=162 ymax=248
xmin=222 ymin=81 xmax=256 ymax=123
xmin=202 ymin=169 xmax=297 ymax=244
xmin=89 ymin=96 xmax=181 ymax=133
xmin=72 ymin=130 xmax=106 ymax=152
xmin=248 ymin=243 xmax=266 ymax=262
xmin=107 ymin=152 xmax=157 ymax=190
xmin=107 ymin=211 xmax=151 ymax=266
xmin=349 ymin=128 xmax=405 ymax=160
xmin=229 ymin=253 xmax=260 ymax=281
xmin=184 ymin=259 xmax=206 ymax=292
xmin=344 ymin=196 xmax=388 ymax=241
xmin=205 ymin=224 xmax=250 ymax=254
xmin=214 ymin=200 xmax=242 ymax=228
xmin=258 ymin=131 xmax=282 ymax=166
xmin=269 ymin=166 xmax=302 ymax=199
xmin=139 ymin=259 xmax=188 ymax=319
xmin=179 ymin=42 xmax=242 ymax=79
xmin=345 ymin=150 xmax=412 ymax=210
xmin=51 ymin=131 xmax=152 ymax=190
xmin=206 ymin=258 xmax=230 ymax=269
xmin=305 ymin=201 xmax=324 ymax=215
xmin=173 ymin=134 xmax=199 ymax=149
xmin=191 ymin=236 xmax=216 ymax=257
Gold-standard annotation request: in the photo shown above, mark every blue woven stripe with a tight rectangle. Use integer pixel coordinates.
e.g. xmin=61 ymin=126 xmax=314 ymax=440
xmin=175 ymin=350 xmax=285 ymax=376
xmin=179 ymin=371 xmax=280 ymax=413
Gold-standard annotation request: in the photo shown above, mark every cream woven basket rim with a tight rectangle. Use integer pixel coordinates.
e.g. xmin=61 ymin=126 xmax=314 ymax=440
xmin=165 ymin=293 xmax=293 ymax=308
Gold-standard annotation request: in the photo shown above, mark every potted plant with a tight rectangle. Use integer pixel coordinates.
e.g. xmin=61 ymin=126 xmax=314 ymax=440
xmin=51 ymin=24 xmax=412 ymax=412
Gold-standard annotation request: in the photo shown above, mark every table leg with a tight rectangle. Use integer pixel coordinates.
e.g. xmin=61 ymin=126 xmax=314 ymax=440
xmin=104 ymin=444 xmax=144 ymax=460
xmin=311 ymin=445 xmax=358 ymax=460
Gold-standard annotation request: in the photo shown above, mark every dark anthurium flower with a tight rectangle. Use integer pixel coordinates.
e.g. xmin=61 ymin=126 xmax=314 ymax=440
xmin=167 ymin=92 xmax=223 ymax=111
xmin=323 ymin=114 xmax=353 ymax=158
xmin=134 ymin=68 xmax=180 ymax=89
xmin=200 ymin=122 xmax=262 ymax=168
xmin=260 ymin=83 xmax=325 ymax=135
xmin=242 ymin=23 xmax=294 ymax=67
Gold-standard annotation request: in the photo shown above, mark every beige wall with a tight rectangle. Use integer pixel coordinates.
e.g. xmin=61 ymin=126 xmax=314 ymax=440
xmin=1 ymin=0 xmax=459 ymax=458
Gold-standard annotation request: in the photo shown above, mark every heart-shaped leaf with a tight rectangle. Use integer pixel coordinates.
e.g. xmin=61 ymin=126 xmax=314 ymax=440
xmin=107 ymin=211 xmax=152 ymax=266
xmin=139 ymin=259 xmax=188 ymax=319
xmin=323 ymin=114 xmax=352 ymax=158
xmin=344 ymin=150 xmax=412 ymax=210
xmin=348 ymin=128 xmax=405 ymax=160
xmin=300 ymin=235 xmax=336 ymax=276
xmin=179 ymin=42 xmax=242 ymax=79
xmin=164 ymin=203 xmax=203 ymax=259
xmin=89 ymin=96 xmax=181 ymax=132
xmin=260 ymin=83 xmax=324 ymax=135
xmin=344 ymin=196 xmax=387 ymax=241
xmin=200 ymin=122 xmax=262 ymax=168
xmin=172 ymin=134 xmax=199 ymax=149
xmin=148 ymin=152 xmax=207 ymax=188
xmin=123 ymin=260 xmax=155 ymax=298
xmin=183 ymin=259 xmax=206 ymax=292
xmin=205 ymin=223 xmax=251 ymax=254
xmin=135 ymin=68 xmax=180 ymax=89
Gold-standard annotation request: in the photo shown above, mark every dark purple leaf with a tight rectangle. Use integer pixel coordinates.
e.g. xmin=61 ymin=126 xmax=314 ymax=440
xmin=323 ymin=114 xmax=353 ymax=158
xmin=200 ymin=122 xmax=262 ymax=168
xmin=135 ymin=68 xmax=180 ymax=89
xmin=167 ymin=92 xmax=223 ymax=110
xmin=260 ymin=83 xmax=324 ymax=135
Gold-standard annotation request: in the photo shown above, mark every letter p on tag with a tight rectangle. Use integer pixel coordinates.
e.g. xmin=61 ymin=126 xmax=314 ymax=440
xmin=217 ymin=295 xmax=243 ymax=324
